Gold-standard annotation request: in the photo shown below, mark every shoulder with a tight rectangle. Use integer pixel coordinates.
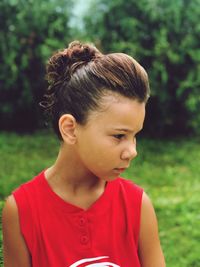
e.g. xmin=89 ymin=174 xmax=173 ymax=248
xmin=139 ymin=192 xmax=166 ymax=267
xmin=2 ymin=196 xmax=32 ymax=266
xmin=2 ymin=195 xmax=18 ymax=223
xmin=141 ymin=191 xmax=155 ymax=217
xmin=116 ymin=177 xmax=143 ymax=203
xmin=9 ymin=172 xmax=45 ymax=242
xmin=2 ymin=195 xmax=20 ymax=242
xmin=114 ymin=178 xmax=144 ymax=242
xmin=117 ymin=177 xmax=143 ymax=193
xmin=13 ymin=170 xmax=45 ymax=200
xmin=2 ymin=195 xmax=23 ymax=238
xmin=140 ymin=192 xmax=159 ymax=241
xmin=2 ymin=195 xmax=20 ymax=246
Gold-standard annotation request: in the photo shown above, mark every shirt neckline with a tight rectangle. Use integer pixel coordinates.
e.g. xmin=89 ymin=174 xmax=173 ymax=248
xmin=37 ymin=170 xmax=119 ymax=214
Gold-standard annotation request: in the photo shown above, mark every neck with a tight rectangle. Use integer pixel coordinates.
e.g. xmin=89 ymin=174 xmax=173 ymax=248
xmin=45 ymin=143 xmax=105 ymax=193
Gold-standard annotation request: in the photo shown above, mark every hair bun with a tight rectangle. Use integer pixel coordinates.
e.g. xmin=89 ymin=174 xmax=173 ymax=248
xmin=66 ymin=40 xmax=99 ymax=63
xmin=46 ymin=40 xmax=101 ymax=86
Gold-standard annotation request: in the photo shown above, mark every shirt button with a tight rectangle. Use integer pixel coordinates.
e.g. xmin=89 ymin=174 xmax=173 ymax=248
xmin=80 ymin=235 xmax=89 ymax=244
xmin=79 ymin=217 xmax=86 ymax=226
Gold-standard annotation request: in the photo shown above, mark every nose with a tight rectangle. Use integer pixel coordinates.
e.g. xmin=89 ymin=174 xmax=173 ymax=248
xmin=120 ymin=140 xmax=137 ymax=161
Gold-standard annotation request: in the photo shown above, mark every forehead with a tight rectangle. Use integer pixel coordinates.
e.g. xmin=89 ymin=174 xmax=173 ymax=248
xmin=86 ymin=93 xmax=146 ymax=132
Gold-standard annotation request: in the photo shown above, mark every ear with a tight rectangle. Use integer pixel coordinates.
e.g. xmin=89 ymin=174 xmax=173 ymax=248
xmin=59 ymin=114 xmax=77 ymax=144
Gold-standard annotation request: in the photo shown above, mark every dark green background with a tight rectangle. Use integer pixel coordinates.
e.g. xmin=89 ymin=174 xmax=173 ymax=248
xmin=1 ymin=0 xmax=200 ymax=137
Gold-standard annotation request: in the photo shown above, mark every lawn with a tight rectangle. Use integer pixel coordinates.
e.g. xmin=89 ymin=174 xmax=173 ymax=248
xmin=0 ymin=131 xmax=199 ymax=266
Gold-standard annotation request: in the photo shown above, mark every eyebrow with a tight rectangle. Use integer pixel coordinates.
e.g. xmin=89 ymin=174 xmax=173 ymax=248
xmin=113 ymin=128 xmax=131 ymax=132
xmin=112 ymin=127 xmax=143 ymax=133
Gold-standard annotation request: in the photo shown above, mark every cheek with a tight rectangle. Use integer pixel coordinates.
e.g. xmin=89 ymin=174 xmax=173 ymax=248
xmin=84 ymin=143 xmax=114 ymax=168
xmin=77 ymin=131 xmax=118 ymax=162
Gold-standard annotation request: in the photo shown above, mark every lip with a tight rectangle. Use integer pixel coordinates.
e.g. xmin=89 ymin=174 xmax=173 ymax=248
xmin=114 ymin=168 xmax=127 ymax=173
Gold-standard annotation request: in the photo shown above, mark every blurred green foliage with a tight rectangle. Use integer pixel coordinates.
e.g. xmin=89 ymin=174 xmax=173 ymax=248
xmin=1 ymin=0 xmax=200 ymax=137
xmin=84 ymin=0 xmax=200 ymax=136
xmin=0 ymin=0 xmax=73 ymax=132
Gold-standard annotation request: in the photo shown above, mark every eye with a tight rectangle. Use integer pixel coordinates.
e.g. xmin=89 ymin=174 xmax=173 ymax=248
xmin=113 ymin=134 xmax=125 ymax=140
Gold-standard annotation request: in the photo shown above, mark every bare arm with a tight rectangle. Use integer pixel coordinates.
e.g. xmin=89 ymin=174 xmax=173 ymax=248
xmin=2 ymin=195 xmax=32 ymax=267
xmin=138 ymin=192 xmax=166 ymax=267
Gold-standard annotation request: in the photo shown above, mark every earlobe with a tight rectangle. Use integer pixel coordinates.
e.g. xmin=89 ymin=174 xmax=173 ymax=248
xmin=59 ymin=114 xmax=77 ymax=144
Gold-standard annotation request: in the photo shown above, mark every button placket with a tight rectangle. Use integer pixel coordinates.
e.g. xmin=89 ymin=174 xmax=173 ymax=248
xmin=77 ymin=214 xmax=90 ymax=247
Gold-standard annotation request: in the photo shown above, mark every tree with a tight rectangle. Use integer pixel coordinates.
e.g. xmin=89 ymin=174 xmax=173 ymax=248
xmin=0 ymin=0 xmax=73 ymax=131
xmin=84 ymin=0 xmax=200 ymax=136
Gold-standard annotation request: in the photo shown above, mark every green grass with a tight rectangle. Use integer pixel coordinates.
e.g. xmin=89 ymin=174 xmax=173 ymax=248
xmin=125 ymin=138 xmax=200 ymax=267
xmin=0 ymin=131 xmax=200 ymax=266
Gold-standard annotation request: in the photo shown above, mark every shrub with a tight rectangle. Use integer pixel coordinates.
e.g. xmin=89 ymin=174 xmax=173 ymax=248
xmin=84 ymin=0 xmax=200 ymax=136
xmin=0 ymin=0 xmax=73 ymax=132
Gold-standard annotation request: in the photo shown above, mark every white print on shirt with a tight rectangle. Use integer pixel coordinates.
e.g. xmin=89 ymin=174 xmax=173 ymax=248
xmin=69 ymin=256 xmax=121 ymax=267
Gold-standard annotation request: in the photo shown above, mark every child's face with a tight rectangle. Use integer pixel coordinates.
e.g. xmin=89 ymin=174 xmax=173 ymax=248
xmin=75 ymin=93 xmax=146 ymax=181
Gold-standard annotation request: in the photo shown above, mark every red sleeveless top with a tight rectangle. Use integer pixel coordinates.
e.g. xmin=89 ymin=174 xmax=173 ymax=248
xmin=13 ymin=171 xmax=143 ymax=267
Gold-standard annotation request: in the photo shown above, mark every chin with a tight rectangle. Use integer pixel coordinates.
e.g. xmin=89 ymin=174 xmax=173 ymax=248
xmin=101 ymin=174 xmax=119 ymax=182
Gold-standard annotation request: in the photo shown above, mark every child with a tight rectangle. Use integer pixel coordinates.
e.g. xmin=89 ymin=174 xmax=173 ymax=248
xmin=2 ymin=41 xmax=165 ymax=267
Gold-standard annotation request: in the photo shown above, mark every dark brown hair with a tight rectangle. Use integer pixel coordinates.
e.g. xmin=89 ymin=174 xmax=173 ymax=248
xmin=41 ymin=41 xmax=150 ymax=139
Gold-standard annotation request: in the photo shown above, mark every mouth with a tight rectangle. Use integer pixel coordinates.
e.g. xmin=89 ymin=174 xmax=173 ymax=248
xmin=114 ymin=168 xmax=127 ymax=173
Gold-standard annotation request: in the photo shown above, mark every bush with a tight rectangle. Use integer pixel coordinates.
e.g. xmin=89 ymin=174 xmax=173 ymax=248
xmin=84 ymin=0 xmax=200 ymax=137
xmin=0 ymin=0 xmax=73 ymax=132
